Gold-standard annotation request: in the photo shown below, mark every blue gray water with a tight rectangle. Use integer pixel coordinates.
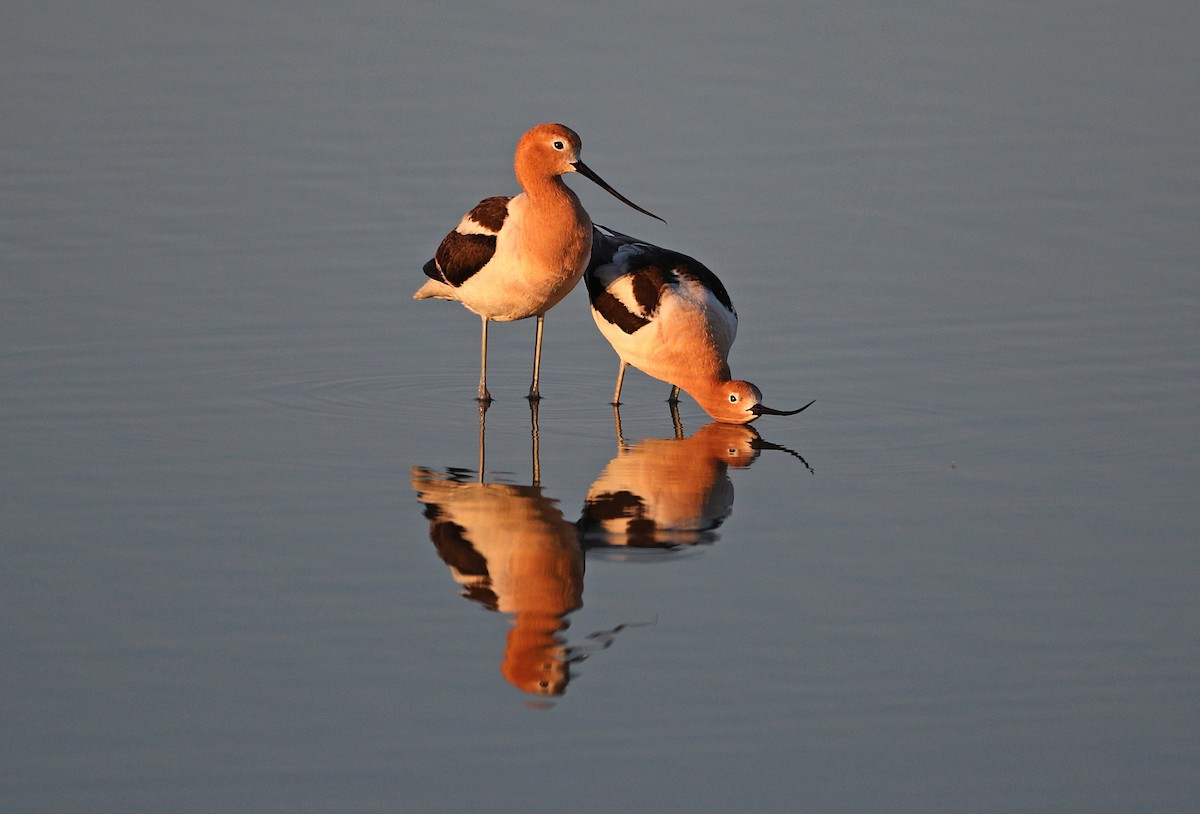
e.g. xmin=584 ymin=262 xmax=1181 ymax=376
xmin=3 ymin=2 xmax=1198 ymax=812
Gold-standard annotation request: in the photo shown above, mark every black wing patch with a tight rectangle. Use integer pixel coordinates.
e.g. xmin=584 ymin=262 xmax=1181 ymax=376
xmin=587 ymin=224 xmax=736 ymax=334
xmin=468 ymin=196 xmax=510 ymax=232
xmin=423 ymin=196 xmax=511 ymax=287
xmin=631 ymin=267 xmax=669 ymax=315
xmin=590 ymin=287 xmax=651 ymax=334
xmin=429 ymin=232 xmax=497 ymax=286
xmin=586 ymin=229 xmax=646 ymax=333
xmin=589 ymin=263 xmax=675 ymax=336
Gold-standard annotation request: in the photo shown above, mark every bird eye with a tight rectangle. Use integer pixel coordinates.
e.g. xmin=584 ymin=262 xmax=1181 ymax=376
xmin=552 ymin=140 xmax=565 ymax=150
xmin=729 ymin=393 xmax=739 ymax=403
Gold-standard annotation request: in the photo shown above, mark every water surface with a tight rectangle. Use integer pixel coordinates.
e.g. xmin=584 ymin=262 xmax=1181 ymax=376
xmin=3 ymin=1 xmax=1198 ymax=812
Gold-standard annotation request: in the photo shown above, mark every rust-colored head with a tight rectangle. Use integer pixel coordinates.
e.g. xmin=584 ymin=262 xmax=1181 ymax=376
xmin=697 ymin=380 xmax=814 ymax=424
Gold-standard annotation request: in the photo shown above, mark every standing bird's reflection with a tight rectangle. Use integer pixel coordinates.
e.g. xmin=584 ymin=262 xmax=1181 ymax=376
xmin=579 ymin=409 xmax=811 ymax=551
xmin=411 ymin=407 xmax=584 ymax=696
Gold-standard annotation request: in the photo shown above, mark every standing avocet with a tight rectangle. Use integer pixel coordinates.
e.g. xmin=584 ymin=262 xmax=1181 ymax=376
xmin=585 ymin=225 xmax=813 ymax=424
xmin=416 ymin=123 xmax=663 ymax=403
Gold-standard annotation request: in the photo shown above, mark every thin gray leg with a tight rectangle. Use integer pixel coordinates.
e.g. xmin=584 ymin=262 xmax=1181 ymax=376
xmin=527 ymin=314 xmax=544 ymax=401
xmin=612 ymin=361 xmax=628 ymax=405
xmin=477 ymin=317 xmax=492 ymax=403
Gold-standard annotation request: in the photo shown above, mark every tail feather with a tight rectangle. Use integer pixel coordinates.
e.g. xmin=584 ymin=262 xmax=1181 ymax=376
xmin=414 ymin=278 xmax=458 ymax=301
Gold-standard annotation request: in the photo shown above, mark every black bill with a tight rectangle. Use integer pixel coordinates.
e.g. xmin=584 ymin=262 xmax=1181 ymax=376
xmin=751 ymin=399 xmax=816 ymax=417
xmin=572 ymin=160 xmax=666 ymax=224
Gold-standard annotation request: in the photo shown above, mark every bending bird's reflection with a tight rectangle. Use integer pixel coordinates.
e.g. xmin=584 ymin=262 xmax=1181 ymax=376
xmin=579 ymin=421 xmax=745 ymax=550
xmin=579 ymin=408 xmax=812 ymax=551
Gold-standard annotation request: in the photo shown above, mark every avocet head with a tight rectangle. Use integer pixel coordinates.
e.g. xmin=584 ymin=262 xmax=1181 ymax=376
xmin=517 ymin=123 xmax=584 ymax=174
xmin=516 ymin=123 xmax=665 ymax=223
xmin=706 ymin=381 xmax=814 ymax=425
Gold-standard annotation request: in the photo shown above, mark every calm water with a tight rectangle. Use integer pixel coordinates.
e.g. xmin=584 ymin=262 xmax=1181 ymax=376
xmin=3 ymin=1 xmax=1198 ymax=812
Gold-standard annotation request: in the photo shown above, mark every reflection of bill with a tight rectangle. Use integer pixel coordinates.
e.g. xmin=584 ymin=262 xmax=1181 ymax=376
xmin=412 ymin=468 xmax=583 ymax=696
xmin=579 ymin=421 xmax=811 ymax=551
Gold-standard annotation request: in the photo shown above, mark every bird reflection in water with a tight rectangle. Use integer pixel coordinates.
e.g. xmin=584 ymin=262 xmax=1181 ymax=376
xmin=579 ymin=405 xmax=811 ymax=554
xmin=412 ymin=404 xmax=584 ymax=697
xmin=412 ymin=403 xmax=810 ymax=698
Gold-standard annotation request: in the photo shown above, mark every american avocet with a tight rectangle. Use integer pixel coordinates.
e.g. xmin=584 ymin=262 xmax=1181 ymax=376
xmin=416 ymin=123 xmax=663 ymax=403
xmin=585 ymin=226 xmax=814 ymax=424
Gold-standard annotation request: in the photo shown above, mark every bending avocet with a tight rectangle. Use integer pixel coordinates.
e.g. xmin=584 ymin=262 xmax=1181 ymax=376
xmin=585 ymin=226 xmax=812 ymax=424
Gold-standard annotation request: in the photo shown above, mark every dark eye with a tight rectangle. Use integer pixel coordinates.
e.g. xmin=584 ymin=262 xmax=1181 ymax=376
xmin=552 ymin=140 xmax=565 ymax=150
xmin=729 ymin=393 xmax=739 ymax=403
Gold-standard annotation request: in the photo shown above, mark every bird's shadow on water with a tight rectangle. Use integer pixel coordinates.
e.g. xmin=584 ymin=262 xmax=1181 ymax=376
xmin=409 ymin=401 xmax=812 ymax=702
